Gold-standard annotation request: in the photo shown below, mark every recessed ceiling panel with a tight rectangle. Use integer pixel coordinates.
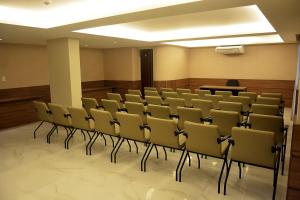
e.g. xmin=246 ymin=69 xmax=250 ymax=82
xmin=0 ymin=0 xmax=200 ymax=28
xmin=74 ymin=5 xmax=276 ymax=42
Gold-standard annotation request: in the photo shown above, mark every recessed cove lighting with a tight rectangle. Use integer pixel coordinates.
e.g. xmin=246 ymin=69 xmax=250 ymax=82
xmin=0 ymin=0 xmax=200 ymax=28
xmin=74 ymin=5 xmax=276 ymax=42
xmin=163 ymin=34 xmax=283 ymax=47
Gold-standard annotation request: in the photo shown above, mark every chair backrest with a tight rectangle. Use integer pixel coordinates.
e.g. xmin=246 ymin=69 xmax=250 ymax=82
xmin=145 ymin=96 xmax=163 ymax=105
xmin=145 ymin=90 xmax=160 ymax=97
xmin=238 ymin=92 xmax=257 ymax=103
xmin=147 ymin=104 xmax=171 ymax=119
xmin=210 ymin=109 xmax=239 ymax=136
xmin=116 ymin=112 xmax=146 ymax=142
xmin=251 ymin=104 xmax=279 ymax=116
xmin=177 ymin=107 xmax=202 ymax=130
xmin=125 ymin=94 xmax=143 ymax=103
xmin=128 ymin=89 xmax=142 ymax=97
xmin=231 ymin=127 xmax=276 ymax=168
xmin=48 ymin=103 xmax=72 ymax=126
xmin=68 ymin=107 xmax=93 ymax=130
xmin=162 ymin=91 xmax=179 ymax=99
xmin=226 ymin=96 xmax=251 ymax=112
xmin=261 ymin=92 xmax=283 ymax=101
xmin=184 ymin=122 xmax=224 ymax=158
xmin=147 ymin=116 xmax=181 ymax=148
xmin=165 ymin=97 xmax=186 ymax=115
xmin=182 ymin=93 xmax=199 ymax=107
xmin=176 ymin=88 xmax=191 ymax=95
xmin=203 ymin=94 xmax=223 ymax=109
xmin=191 ymin=99 xmax=213 ymax=118
xmin=215 ymin=91 xmax=232 ymax=100
xmin=256 ymin=96 xmax=281 ymax=106
xmin=125 ymin=102 xmax=147 ymax=124
xmin=33 ymin=101 xmax=53 ymax=122
xmin=226 ymin=79 xmax=239 ymax=86
xmin=91 ymin=109 xmax=117 ymax=136
xmin=144 ymin=87 xmax=157 ymax=91
xmin=160 ymin=88 xmax=174 ymax=93
xmin=248 ymin=113 xmax=284 ymax=144
xmin=81 ymin=97 xmax=100 ymax=115
xmin=218 ymin=101 xmax=243 ymax=122
xmin=101 ymin=99 xmax=120 ymax=119
xmin=107 ymin=93 xmax=123 ymax=103
xmin=194 ymin=89 xmax=211 ymax=98
xmin=90 ymin=109 xmax=116 ymax=136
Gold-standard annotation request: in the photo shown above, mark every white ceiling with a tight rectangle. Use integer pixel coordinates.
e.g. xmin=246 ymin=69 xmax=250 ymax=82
xmin=0 ymin=0 xmax=299 ymax=48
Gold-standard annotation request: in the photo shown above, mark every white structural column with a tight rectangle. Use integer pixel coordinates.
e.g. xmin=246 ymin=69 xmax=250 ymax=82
xmin=47 ymin=38 xmax=82 ymax=107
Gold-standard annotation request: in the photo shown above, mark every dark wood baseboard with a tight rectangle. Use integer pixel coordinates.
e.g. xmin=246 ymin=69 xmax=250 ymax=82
xmin=104 ymin=80 xmax=141 ymax=97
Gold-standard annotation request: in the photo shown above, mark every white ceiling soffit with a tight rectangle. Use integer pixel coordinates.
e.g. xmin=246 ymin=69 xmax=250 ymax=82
xmin=74 ymin=5 xmax=276 ymax=42
xmin=163 ymin=34 xmax=283 ymax=47
xmin=0 ymin=0 xmax=200 ymax=28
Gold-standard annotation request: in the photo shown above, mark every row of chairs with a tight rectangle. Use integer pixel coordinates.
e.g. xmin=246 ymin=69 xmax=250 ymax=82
xmin=33 ymin=99 xmax=282 ymax=199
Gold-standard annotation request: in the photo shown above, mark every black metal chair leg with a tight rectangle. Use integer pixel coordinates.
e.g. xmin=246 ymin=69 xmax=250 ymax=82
xmin=163 ymin=147 xmax=167 ymax=160
xmin=126 ymin=139 xmax=131 ymax=152
xmin=223 ymin=159 xmax=233 ymax=195
xmin=46 ymin=126 xmax=56 ymax=143
xmin=197 ymin=153 xmax=200 ymax=169
xmin=133 ymin=141 xmax=138 ymax=154
xmin=141 ymin=143 xmax=152 ymax=171
xmin=111 ymin=138 xmax=121 ymax=162
xmin=273 ymin=151 xmax=281 ymax=200
xmin=218 ymin=157 xmax=227 ymax=194
xmin=187 ymin=152 xmax=191 ymax=166
xmin=47 ymin=125 xmax=57 ymax=144
xmin=33 ymin=121 xmax=44 ymax=139
xmin=86 ymin=132 xmax=97 ymax=155
xmin=154 ymin=145 xmax=159 ymax=159
xmin=86 ymin=131 xmax=91 ymax=140
xmin=176 ymin=149 xmax=187 ymax=181
xmin=89 ymin=132 xmax=100 ymax=155
xmin=143 ymin=143 xmax=154 ymax=172
xmin=81 ymin=130 xmax=86 ymax=141
xmin=109 ymin=135 xmax=115 ymax=147
xmin=238 ymin=162 xmax=242 ymax=179
xmin=179 ymin=151 xmax=188 ymax=182
xmin=66 ymin=129 xmax=76 ymax=149
xmin=101 ymin=134 xmax=107 ymax=146
xmin=281 ymin=144 xmax=286 ymax=175
xmin=113 ymin=138 xmax=124 ymax=163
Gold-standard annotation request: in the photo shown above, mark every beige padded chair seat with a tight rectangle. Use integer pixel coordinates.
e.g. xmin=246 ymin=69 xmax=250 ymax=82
xmin=147 ymin=104 xmax=171 ymax=119
xmin=145 ymin=96 xmax=164 ymax=105
xmin=125 ymin=94 xmax=145 ymax=104
xmin=203 ymin=94 xmax=223 ymax=109
xmin=261 ymin=92 xmax=283 ymax=100
xmin=162 ymin=91 xmax=179 ymax=99
xmin=166 ymin=97 xmax=186 ymax=115
xmin=90 ymin=109 xmax=118 ymax=136
xmin=81 ymin=97 xmax=101 ymax=115
xmin=256 ymin=96 xmax=281 ymax=106
xmin=101 ymin=99 xmax=120 ymax=120
xmin=68 ymin=107 xmax=94 ymax=131
xmin=251 ymin=104 xmax=279 ymax=116
xmin=215 ymin=91 xmax=232 ymax=100
xmin=191 ymin=99 xmax=213 ymax=118
xmin=226 ymin=96 xmax=251 ymax=112
xmin=177 ymin=106 xmax=202 ymax=130
xmin=210 ymin=109 xmax=239 ymax=137
xmin=238 ymin=92 xmax=257 ymax=103
xmin=125 ymin=102 xmax=147 ymax=124
xmin=145 ymin=90 xmax=160 ymax=97
xmin=182 ymin=93 xmax=199 ymax=107
xmin=128 ymin=89 xmax=142 ymax=97
xmin=194 ymin=89 xmax=211 ymax=98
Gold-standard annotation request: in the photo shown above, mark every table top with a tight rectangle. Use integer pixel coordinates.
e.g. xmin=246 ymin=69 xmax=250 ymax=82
xmin=200 ymin=85 xmax=247 ymax=91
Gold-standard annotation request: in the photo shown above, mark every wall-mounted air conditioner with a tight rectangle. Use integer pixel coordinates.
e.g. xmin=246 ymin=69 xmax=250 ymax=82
xmin=215 ymin=45 xmax=245 ymax=55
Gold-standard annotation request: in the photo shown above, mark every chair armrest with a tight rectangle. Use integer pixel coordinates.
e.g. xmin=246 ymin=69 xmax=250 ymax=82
xmin=228 ymin=138 xmax=235 ymax=146
xmin=169 ymin=114 xmax=179 ymax=119
xmin=96 ymin=105 xmax=103 ymax=109
xmin=174 ymin=129 xmax=185 ymax=136
xmin=118 ymin=108 xmax=127 ymax=112
xmin=217 ymin=135 xmax=231 ymax=144
xmin=201 ymin=117 xmax=212 ymax=123
xmin=46 ymin=110 xmax=52 ymax=114
xmin=140 ymin=124 xmax=151 ymax=131
xmin=85 ymin=116 xmax=94 ymax=121
xmin=110 ymin=120 xmax=120 ymax=126
xmin=237 ymin=120 xmax=247 ymax=127
xmin=143 ymin=111 xmax=151 ymax=115
xmin=271 ymin=145 xmax=281 ymax=153
xmin=64 ymin=114 xmax=71 ymax=118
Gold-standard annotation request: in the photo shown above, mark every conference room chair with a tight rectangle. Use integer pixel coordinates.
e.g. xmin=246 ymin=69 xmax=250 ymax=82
xmin=147 ymin=104 xmax=172 ymax=119
xmin=194 ymin=89 xmax=211 ymax=98
xmin=251 ymin=104 xmax=280 ymax=116
xmin=165 ymin=97 xmax=186 ymax=116
xmin=203 ymin=94 xmax=223 ymax=109
xmin=66 ymin=107 xmax=94 ymax=149
xmin=47 ymin=103 xmax=73 ymax=144
xmin=210 ymin=109 xmax=240 ymax=136
xmin=88 ymin=109 xmax=119 ymax=155
xmin=125 ymin=102 xmax=147 ymax=125
xmin=111 ymin=112 xmax=151 ymax=163
xmin=145 ymin=96 xmax=165 ymax=106
xmin=261 ymin=92 xmax=283 ymax=101
xmin=248 ymin=113 xmax=286 ymax=175
xmin=224 ymin=127 xmax=281 ymax=199
xmin=125 ymin=94 xmax=146 ymax=104
xmin=238 ymin=92 xmax=257 ymax=103
xmin=81 ymin=97 xmax=102 ymax=116
xmin=191 ymin=99 xmax=213 ymax=120
xmin=182 ymin=93 xmax=199 ymax=108
xmin=107 ymin=93 xmax=125 ymax=109
xmin=144 ymin=87 xmax=157 ymax=91
xmin=256 ymin=96 xmax=281 ymax=106
xmin=32 ymin=101 xmax=54 ymax=139
xmin=215 ymin=91 xmax=232 ymax=100
xmin=176 ymin=88 xmax=192 ymax=96
xmin=218 ymin=101 xmax=244 ymax=123
xmin=160 ymin=87 xmax=174 ymax=93
xmin=226 ymin=96 xmax=251 ymax=114
xmin=144 ymin=90 xmax=160 ymax=97
xmin=128 ymin=89 xmax=143 ymax=97
xmin=161 ymin=91 xmax=179 ymax=99
xmin=177 ymin=106 xmax=203 ymax=130
xmin=141 ymin=116 xmax=186 ymax=172
xmin=101 ymin=99 xmax=121 ymax=120
xmin=226 ymin=79 xmax=240 ymax=86
xmin=177 ymin=121 xmax=230 ymax=194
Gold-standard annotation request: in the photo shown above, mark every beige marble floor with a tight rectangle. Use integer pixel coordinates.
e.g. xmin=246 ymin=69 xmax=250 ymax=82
xmin=0 ymin=110 xmax=292 ymax=200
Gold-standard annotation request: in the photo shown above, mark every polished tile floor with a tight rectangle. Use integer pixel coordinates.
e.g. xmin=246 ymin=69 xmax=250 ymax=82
xmin=0 ymin=110 xmax=292 ymax=200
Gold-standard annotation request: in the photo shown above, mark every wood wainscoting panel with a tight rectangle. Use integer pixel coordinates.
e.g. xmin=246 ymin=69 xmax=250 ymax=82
xmin=189 ymin=78 xmax=294 ymax=107
xmin=154 ymin=79 xmax=189 ymax=89
xmin=104 ymin=80 xmax=141 ymax=97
